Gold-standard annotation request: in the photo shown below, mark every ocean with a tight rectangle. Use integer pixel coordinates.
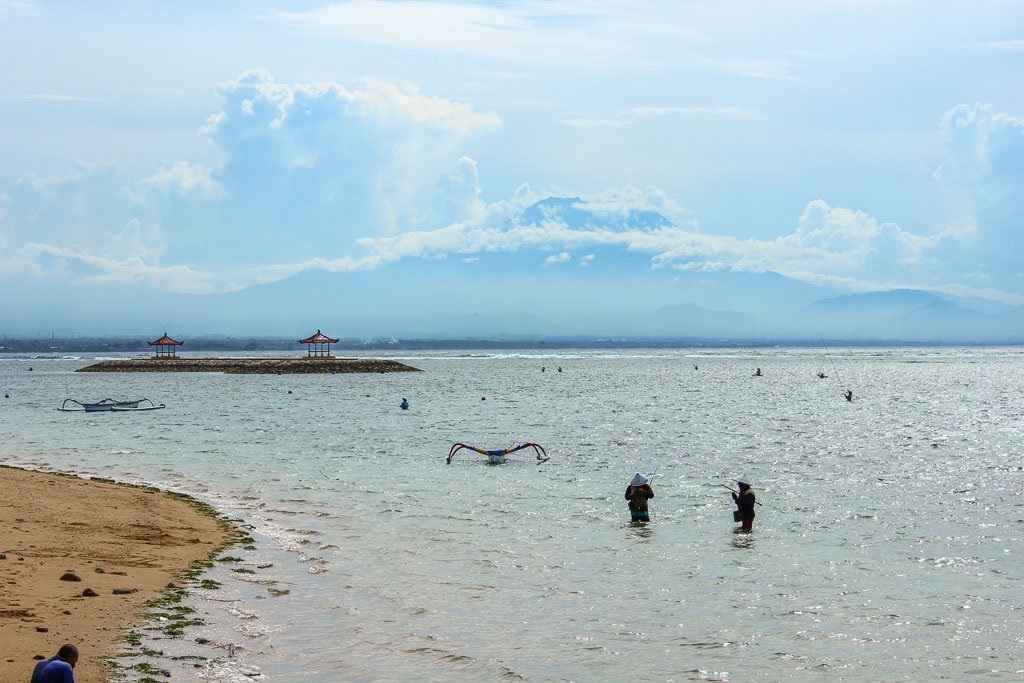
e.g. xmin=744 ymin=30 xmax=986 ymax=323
xmin=1 ymin=347 xmax=1022 ymax=681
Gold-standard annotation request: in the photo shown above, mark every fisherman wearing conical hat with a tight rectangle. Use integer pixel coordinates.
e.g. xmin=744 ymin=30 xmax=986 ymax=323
xmin=625 ymin=473 xmax=655 ymax=522
xmin=732 ymin=475 xmax=756 ymax=531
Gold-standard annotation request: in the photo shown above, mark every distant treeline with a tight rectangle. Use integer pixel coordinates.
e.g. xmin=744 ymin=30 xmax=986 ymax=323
xmin=0 ymin=336 xmax=983 ymax=352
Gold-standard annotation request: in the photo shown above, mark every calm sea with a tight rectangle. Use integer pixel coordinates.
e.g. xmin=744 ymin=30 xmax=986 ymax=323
xmin=1 ymin=348 xmax=1022 ymax=681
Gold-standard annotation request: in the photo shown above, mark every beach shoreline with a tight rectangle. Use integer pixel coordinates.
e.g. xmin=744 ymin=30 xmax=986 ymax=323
xmin=0 ymin=465 xmax=234 ymax=683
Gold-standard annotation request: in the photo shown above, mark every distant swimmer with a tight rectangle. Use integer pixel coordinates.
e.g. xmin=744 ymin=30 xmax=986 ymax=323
xmin=625 ymin=473 xmax=655 ymax=522
xmin=731 ymin=475 xmax=756 ymax=531
xmin=558 ymin=367 xmax=563 ymax=373
xmin=400 ymin=398 xmax=409 ymax=410
xmin=817 ymin=372 xmax=827 ymax=379
xmin=844 ymin=389 xmax=853 ymax=402
xmin=541 ymin=366 xmax=546 ymax=373
xmin=754 ymin=367 xmax=762 ymax=377
xmin=694 ymin=365 xmax=699 ymax=370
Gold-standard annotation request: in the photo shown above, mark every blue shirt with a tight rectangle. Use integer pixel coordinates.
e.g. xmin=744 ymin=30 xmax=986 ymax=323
xmin=31 ymin=657 xmax=75 ymax=683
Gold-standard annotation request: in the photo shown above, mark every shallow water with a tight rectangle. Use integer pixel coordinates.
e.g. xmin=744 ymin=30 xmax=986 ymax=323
xmin=1 ymin=348 xmax=1022 ymax=681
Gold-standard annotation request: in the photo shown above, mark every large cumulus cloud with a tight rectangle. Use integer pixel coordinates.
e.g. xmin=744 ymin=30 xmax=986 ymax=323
xmin=2 ymin=74 xmax=1022 ymax=305
xmin=932 ymin=103 xmax=1024 ymax=281
xmin=200 ymin=69 xmax=499 ymax=253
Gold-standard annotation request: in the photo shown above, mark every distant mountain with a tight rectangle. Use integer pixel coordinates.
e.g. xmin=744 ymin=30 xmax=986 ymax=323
xmin=802 ymin=289 xmax=1023 ymax=341
xmin=805 ymin=289 xmax=944 ymax=316
xmin=2 ymin=197 xmax=1020 ymax=343
xmin=518 ymin=196 xmax=673 ymax=231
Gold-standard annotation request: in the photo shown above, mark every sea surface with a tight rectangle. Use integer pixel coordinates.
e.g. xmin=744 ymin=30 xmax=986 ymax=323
xmin=1 ymin=347 xmax=1022 ymax=681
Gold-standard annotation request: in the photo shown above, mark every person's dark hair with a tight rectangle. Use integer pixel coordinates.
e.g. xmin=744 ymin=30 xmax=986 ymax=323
xmin=56 ymin=644 xmax=78 ymax=660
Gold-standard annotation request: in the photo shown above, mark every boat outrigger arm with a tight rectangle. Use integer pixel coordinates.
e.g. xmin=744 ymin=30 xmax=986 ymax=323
xmin=447 ymin=442 xmax=549 ymax=465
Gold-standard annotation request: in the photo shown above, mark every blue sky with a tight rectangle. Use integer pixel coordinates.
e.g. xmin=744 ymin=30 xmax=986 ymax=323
xmin=1 ymin=0 xmax=1023 ymax=326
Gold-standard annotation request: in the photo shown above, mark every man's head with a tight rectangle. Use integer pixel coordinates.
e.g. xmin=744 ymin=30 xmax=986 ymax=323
xmin=56 ymin=643 xmax=79 ymax=668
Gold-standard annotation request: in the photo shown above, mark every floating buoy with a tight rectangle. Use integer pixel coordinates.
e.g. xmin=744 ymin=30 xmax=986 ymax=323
xmin=288 ymin=390 xmax=293 ymax=394
xmin=481 ymin=396 xmax=486 ymax=401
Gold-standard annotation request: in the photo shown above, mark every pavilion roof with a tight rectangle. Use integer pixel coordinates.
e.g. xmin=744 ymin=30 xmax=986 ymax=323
xmin=148 ymin=333 xmax=183 ymax=346
xmin=299 ymin=329 xmax=339 ymax=344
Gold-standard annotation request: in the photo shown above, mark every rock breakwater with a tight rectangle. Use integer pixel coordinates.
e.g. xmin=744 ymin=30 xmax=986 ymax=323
xmin=77 ymin=358 xmax=421 ymax=374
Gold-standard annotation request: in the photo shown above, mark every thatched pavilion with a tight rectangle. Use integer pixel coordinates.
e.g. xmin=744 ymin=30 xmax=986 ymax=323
xmin=299 ymin=330 xmax=339 ymax=358
xmin=148 ymin=333 xmax=183 ymax=358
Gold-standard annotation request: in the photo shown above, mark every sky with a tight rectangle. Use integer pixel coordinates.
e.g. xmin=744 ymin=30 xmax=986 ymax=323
xmin=1 ymin=0 xmax=1023 ymax=334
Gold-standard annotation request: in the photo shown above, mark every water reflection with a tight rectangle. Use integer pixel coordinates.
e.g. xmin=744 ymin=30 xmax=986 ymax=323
xmin=730 ymin=530 xmax=756 ymax=549
xmin=627 ymin=521 xmax=654 ymax=540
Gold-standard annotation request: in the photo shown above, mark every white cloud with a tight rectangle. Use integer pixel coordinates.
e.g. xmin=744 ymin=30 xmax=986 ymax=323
xmin=2 ymin=242 xmax=218 ymax=293
xmin=973 ymin=39 xmax=1024 ymax=52
xmin=544 ymin=251 xmax=571 ymax=266
xmin=7 ymin=93 xmax=100 ymax=102
xmin=630 ymin=105 xmax=759 ymax=119
xmin=264 ymin=1 xmax=794 ymax=80
xmin=0 ymin=0 xmax=39 ymax=16
xmin=560 ymin=118 xmax=628 ymax=128
xmin=561 ymin=104 xmax=760 ymax=129
xmin=141 ymin=161 xmax=220 ymax=196
xmin=580 ymin=254 xmax=595 ymax=266
xmin=265 ymin=1 xmax=705 ymax=72
xmin=204 ymin=69 xmax=500 ymax=237
xmin=931 ymin=103 xmax=1024 ymax=276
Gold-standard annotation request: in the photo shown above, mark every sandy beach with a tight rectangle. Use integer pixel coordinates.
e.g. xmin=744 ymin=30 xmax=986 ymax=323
xmin=0 ymin=466 xmax=230 ymax=683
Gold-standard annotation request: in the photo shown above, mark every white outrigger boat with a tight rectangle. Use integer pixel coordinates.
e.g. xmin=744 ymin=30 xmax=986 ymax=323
xmin=59 ymin=398 xmax=165 ymax=412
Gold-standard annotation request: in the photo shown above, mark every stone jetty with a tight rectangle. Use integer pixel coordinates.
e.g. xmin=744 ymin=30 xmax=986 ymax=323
xmin=77 ymin=358 xmax=420 ymax=374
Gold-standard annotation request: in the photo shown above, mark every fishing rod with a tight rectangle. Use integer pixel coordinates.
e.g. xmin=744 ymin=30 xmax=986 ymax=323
xmin=719 ymin=483 xmax=764 ymax=506
xmin=821 ymin=338 xmax=848 ymax=395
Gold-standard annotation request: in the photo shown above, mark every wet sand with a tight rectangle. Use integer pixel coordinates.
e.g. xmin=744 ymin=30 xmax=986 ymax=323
xmin=0 ymin=466 xmax=229 ymax=683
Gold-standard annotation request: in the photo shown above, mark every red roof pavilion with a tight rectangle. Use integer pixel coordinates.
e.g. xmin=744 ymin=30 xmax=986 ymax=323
xmin=148 ymin=333 xmax=183 ymax=358
xmin=299 ymin=329 xmax=339 ymax=358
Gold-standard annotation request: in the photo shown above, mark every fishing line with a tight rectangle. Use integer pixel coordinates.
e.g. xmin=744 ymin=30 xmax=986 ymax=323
xmin=821 ymin=339 xmax=847 ymax=393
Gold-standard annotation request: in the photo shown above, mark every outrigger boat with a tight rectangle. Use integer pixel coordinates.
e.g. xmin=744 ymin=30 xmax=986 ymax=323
xmin=59 ymin=398 xmax=165 ymax=412
xmin=447 ymin=442 xmax=548 ymax=465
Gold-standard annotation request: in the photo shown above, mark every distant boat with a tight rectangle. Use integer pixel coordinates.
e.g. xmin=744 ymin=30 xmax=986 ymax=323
xmin=59 ymin=398 xmax=165 ymax=412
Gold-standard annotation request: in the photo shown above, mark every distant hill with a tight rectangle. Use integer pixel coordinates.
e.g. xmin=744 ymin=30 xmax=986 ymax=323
xmin=801 ymin=289 xmax=1023 ymax=341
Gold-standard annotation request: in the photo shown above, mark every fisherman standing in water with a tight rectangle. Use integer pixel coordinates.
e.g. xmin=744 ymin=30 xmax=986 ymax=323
xmin=732 ymin=475 xmax=756 ymax=531
xmin=844 ymin=389 xmax=853 ymax=402
xmin=625 ymin=473 xmax=655 ymax=522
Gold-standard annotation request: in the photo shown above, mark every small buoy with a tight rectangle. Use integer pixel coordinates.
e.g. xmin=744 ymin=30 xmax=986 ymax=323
xmin=4 ymin=393 xmax=8 ymax=399
xmin=28 ymin=367 xmax=33 ymax=371
xmin=481 ymin=396 xmax=486 ymax=401
xmin=288 ymin=390 xmax=293 ymax=394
